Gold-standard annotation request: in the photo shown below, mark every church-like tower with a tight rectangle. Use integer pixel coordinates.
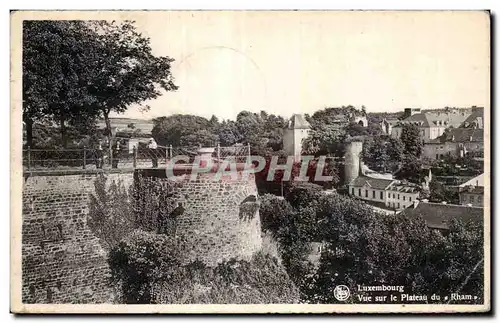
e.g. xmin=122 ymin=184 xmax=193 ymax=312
xmin=283 ymin=114 xmax=311 ymax=161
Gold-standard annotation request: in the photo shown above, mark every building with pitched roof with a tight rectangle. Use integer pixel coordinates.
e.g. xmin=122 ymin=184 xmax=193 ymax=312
xmin=462 ymin=107 xmax=484 ymax=129
xmin=283 ymin=114 xmax=311 ymax=161
xmin=458 ymin=173 xmax=484 ymax=207
xmin=348 ymin=176 xmax=420 ymax=210
xmin=422 ymin=128 xmax=483 ymax=160
xmin=391 ymin=108 xmax=472 ymax=142
xmin=403 ymin=201 xmax=483 ymax=230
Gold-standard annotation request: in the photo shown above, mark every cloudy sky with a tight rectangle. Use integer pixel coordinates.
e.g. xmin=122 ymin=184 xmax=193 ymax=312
xmin=109 ymin=11 xmax=489 ymax=121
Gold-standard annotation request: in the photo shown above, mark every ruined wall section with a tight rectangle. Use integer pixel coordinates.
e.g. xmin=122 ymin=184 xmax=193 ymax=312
xmin=21 ymin=171 xmax=133 ymax=304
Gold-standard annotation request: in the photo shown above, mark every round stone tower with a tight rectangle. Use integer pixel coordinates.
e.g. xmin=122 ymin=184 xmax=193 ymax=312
xmin=344 ymin=140 xmax=363 ymax=185
xmin=134 ymin=162 xmax=262 ymax=267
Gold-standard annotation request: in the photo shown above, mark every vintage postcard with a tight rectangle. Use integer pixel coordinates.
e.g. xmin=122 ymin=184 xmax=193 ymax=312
xmin=10 ymin=10 xmax=490 ymax=314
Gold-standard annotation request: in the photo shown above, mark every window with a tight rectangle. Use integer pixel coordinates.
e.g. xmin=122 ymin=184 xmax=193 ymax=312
xmin=478 ymin=196 xmax=483 ymax=204
xmin=380 ymin=191 xmax=383 ymax=199
xmin=359 ymin=189 xmax=361 ymax=196
xmin=388 ymin=193 xmax=391 ymax=198
xmin=470 ymin=195 xmax=475 ymax=203
xmin=352 ymin=188 xmax=355 ymax=195
xmin=436 ymin=154 xmax=439 ymax=159
xmin=372 ymin=191 xmax=375 ymax=198
xmin=403 ymin=196 xmax=406 ymax=201
xmin=397 ymin=203 xmax=400 ymax=208
xmin=398 ymin=194 xmax=400 ymax=200
xmin=365 ymin=190 xmax=368 ymax=197
xmin=409 ymin=197 xmax=412 ymax=202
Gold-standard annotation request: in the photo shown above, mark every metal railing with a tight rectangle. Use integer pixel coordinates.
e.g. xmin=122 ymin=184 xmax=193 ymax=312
xmin=22 ymin=144 xmax=251 ymax=171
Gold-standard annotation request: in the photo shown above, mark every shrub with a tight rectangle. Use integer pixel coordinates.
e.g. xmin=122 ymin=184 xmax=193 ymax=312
xmin=108 ymin=230 xmax=300 ymax=304
xmin=259 ymin=194 xmax=294 ymax=235
xmin=131 ymin=174 xmax=181 ymax=234
xmin=88 ymin=174 xmax=135 ymax=251
xmin=285 ymin=182 xmax=323 ymax=209
xmin=108 ymin=230 xmax=191 ymax=304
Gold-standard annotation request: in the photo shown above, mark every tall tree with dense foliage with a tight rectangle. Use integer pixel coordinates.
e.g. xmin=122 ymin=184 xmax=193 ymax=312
xmin=23 ymin=20 xmax=178 ymax=148
xmin=85 ymin=21 xmax=178 ymax=141
xmin=23 ymin=21 xmax=100 ymax=147
xmin=152 ymin=114 xmax=219 ymax=147
xmin=401 ymin=123 xmax=423 ymax=158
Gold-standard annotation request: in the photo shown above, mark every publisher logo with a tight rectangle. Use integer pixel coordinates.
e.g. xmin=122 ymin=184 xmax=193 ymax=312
xmin=334 ymin=285 xmax=351 ymax=301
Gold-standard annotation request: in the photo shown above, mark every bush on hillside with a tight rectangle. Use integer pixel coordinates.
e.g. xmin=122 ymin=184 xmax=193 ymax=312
xmin=108 ymin=230 xmax=300 ymax=304
xmin=88 ymin=174 xmax=135 ymax=250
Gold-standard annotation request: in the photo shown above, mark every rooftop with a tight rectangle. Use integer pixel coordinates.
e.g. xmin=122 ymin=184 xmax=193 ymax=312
xmin=459 ymin=173 xmax=484 ymax=188
xmin=403 ymin=202 xmax=483 ymax=230
xmin=427 ymin=128 xmax=483 ymax=144
xmin=462 ymin=107 xmax=484 ymax=127
xmin=287 ymin=114 xmax=311 ymax=129
xmin=395 ymin=110 xmax=470 ymax=128
xmin=349 ymin=176 xmax=394 ymax=190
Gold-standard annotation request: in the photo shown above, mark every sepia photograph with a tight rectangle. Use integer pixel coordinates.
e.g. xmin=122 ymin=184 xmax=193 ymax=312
xmin=9 ymin=10 xmax=490 ymax=314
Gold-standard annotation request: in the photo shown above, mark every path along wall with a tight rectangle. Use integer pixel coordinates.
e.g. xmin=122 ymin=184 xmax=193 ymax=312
xmin=21 ymin=170 xmax=133 ymax=304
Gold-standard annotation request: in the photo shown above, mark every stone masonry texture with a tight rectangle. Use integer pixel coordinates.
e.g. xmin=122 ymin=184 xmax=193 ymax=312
xmin=22 ymin=171 xmax=134 ymax=304
xmin=22 ymin=168 xmax=263 ymax=303
xmin=135 ymin=170 xmax=263 ymax=267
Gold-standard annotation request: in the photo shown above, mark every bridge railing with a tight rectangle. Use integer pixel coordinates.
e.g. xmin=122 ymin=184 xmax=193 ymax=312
xmin=22 ymin=144 xmax=251 ymax=171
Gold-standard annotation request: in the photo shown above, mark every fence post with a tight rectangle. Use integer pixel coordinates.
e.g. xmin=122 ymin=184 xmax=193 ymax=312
xmin=83 ymin=146 xmax=86 ymax=169
xmin=109 ymin=145 xmax=113 ymax=168
xmin=133 ymin=146 xmax=137 ymax=168
xmin=27 ymin=146 xmax=31 ymax=171
xmin=217 ymin=143 xmax=220 ymax=161
xmin=169 ymin=144 xmax=173 ymax=159
xmin=247 ymin=143 xmax=251 ymax=157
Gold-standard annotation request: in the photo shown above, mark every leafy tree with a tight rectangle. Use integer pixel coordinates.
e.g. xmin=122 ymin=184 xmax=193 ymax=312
xmin=217 ymin=120 xmax=242 ymax=146
xmin=152 ymin=114 xmax=218 ymax=147
xmin=285 ymin=182 xmax=324 ymax=209
xmin=401 ymin=123 xmax=423 ymax=158
xmin=299 ymin=194 xmax=483 ymax=304
xmin=386 ymin=136 xmax=405 ymax=164
xmin=23 ymin=20 xmax=100 ymax=147
xmin=395 ymin=154 xmax=423 ymax=184
xmin=84 ymin=20 xmax=178 ymax=142
xmin=345 ymin=122 xmax=370 ymax=137
xmin=258 ymin=194 xmax=294 ymax=236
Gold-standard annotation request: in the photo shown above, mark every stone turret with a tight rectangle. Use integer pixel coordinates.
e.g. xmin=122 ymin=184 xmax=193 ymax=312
xmin=283 ymin=114 xmax=311 ymax=161
xmin=344 ymin=140 xmax=363 ymax=185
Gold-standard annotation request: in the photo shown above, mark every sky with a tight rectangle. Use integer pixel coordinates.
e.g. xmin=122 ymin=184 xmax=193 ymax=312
xmin=109 ymin=11 xmax=490 ymax=121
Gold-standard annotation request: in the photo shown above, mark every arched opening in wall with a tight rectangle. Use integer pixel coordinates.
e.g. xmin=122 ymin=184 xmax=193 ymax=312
xmin=358 ymin=120 xmax=365 ymax=127
xmin=239 ymin=195 xmax=259 ymax=221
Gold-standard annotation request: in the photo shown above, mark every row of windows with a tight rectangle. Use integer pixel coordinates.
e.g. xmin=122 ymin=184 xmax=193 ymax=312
xmin=388 ymin=192 xmax=412 ymax=202
xmin=464 ymin=194 xmax=483 ymax=204
xmin=388 ymin=202 xmax=401 ymax=209
xmin=351 ymin=188 xmax=414 ymax=202
xmin=353 ymin=188 xmax=384 ymax=200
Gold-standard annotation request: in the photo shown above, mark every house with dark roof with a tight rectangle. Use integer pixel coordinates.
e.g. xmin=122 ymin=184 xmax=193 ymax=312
xmin=422 ymin=128 xmax=483 ymax=160
xmin=458 ymin=173 xmax=485 ymax=207
xmin=403 ymin=201 xmax=483 ymax=230
xmin=391 ymin=108 xmax=472 ymax=142
xmin=462 ymin=107 xmax=484 ymax=129
xmin=348 ymin=176 xmax=420 ymax=210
